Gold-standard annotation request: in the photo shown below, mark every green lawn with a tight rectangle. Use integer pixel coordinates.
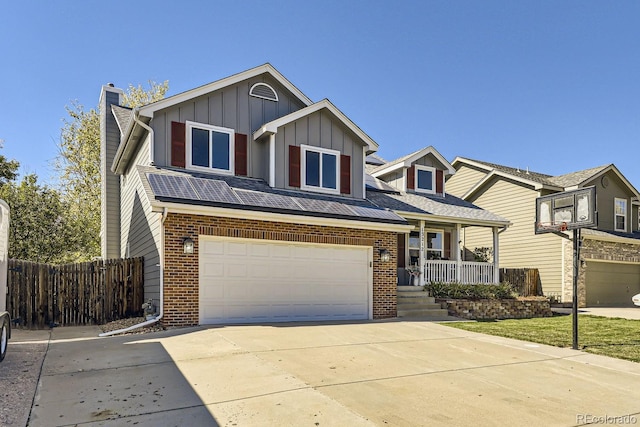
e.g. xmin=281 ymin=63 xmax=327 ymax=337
xmin=443 ymin=315 xmax=640 ymax=363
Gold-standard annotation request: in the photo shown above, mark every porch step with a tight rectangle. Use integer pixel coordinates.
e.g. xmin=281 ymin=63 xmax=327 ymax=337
xmin=396 ymin=287 xmax=449 ymax=318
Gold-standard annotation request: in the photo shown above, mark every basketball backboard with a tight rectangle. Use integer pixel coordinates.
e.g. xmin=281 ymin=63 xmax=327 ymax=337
xmin=535 ymin=186 xmax=597 ymax=234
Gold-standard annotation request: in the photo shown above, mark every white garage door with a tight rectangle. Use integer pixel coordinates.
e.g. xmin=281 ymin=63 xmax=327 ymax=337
xmin=199 ymin=236 xmax=372 ymax=324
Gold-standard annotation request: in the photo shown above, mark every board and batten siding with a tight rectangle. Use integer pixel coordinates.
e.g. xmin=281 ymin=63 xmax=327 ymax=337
xmin=151 ymin=74 xmax=305 ymax=177
xmin=120 ymin=135 xmax=161 ymax=306
xmin=463 ymin=178 xmax=564 ymax=298
xmin=380 ymin=170 xmax=404 ymax=192
xmin=445 ymin=164 xmax=488 ymax=198
xmin=275 ymin=110 xmax=365 ymax=198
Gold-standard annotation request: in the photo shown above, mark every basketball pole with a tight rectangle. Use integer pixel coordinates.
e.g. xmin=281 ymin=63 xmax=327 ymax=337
xmin=572 ymin=228 xmax=580 ymax=350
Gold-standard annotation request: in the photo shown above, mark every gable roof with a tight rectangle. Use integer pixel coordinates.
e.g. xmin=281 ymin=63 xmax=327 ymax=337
xmin=253 ymin=99 xmax=379 ymax=153
xmin=138 ymin=63 xmax=312 ymax=118
xmin=371 ymin=146 xmax=456 ymax=177
xmin=454 ymin=157 xmax=640 ymax=201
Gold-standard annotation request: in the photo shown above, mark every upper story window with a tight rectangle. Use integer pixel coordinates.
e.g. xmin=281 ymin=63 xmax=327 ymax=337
xmin=301 ymin=144 xmax=339 ymax=194
xmin=615 ymin=198 xmax=627 ymax=232
xmin=186 ymin=121 xmax=234 ymax=175
xmin=414 ymin=165 xmax=436 ymax=194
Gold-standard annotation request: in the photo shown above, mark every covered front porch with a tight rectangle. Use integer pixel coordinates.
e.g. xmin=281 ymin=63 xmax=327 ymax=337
xmin=398 ymin=219 xmax=503 ymax=286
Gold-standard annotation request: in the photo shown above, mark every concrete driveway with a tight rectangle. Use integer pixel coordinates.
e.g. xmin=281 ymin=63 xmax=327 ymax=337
xmin=17 ymin=320 xmax=640 ymax=426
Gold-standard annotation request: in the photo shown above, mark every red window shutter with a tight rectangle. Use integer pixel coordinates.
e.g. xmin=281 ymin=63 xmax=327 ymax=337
xmin=436 ymin=169 xmax=444 ymax=194
xmin=171 ymin=121 xmax=186 ymax=168
xmin=444 ymin=232 xmax=451 ymax=259
xmin=397 ymin=234 xmax=406 ymax=268
xmin=340 ymin=154 xmax=351 ymax=194
xmin=289 ymin=145 xmax=301 ymax=187
xmin=407 ymin=166 xmax=415 ymax=190
xmin=234 ymin=133 xmax=248 ymax=176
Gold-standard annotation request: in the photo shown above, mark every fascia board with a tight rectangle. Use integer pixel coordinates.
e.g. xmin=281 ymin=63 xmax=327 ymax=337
xmin=451 ymin=157 xmax=495 ymax=172
xmin=138 ymin=64 xmax=313 ymax=117
xmin=253 ymin=99 xmax=379 ymax=152
xmin=373 ymin=147 xmax=456 ymax=178
xmin=395 ymin=211 xmax=511 ymax=228
xmin=462 ymin=170 xmax=561 ymax=200
xmin=151 ymin=201 xmax=412 ymax=233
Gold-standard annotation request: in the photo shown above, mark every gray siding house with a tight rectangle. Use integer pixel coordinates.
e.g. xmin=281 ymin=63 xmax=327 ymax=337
xmin=99 ymin=64 xmax=508 ymax=326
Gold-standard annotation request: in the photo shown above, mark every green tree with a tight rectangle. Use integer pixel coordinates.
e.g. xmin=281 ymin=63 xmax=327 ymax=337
xmin=0 ymin=139 xmax=20 ymax=185
xmin=0 ymin=174 xmax=74 ymax=263
xmin=55 ymin=80 xmax=169 ymax=261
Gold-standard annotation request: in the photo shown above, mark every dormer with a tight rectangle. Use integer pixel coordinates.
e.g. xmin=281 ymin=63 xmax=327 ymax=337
xmin=370 ymin=146 xmax=456 ymax=196
xmin=253 ymin=99 xmax=378 ymax=199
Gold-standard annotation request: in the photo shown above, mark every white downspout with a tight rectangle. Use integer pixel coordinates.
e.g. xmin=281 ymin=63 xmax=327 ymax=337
xmin=99 ymin=207 xmax=168 ymax=337
xmin=132 ymin=110 xmax=155 ymax=166
xmin=419 ymin=220 xmax=425 ymax=286
xmin=455 ymin=223 xmax=462 ymax=283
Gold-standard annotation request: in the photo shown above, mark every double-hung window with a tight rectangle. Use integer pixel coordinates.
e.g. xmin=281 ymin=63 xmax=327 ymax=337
xmin=301 ymin=145 xmax=339 ymax=194
xmin=414 ymin=165 xmax=436 ymax=194
xmin=615 ymin=198 xmax=627 ymax=232
xmin=186 ymin=121 xmax=234 ymax=174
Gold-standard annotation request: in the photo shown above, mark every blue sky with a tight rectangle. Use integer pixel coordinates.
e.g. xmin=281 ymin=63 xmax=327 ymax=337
xmin=1 ymin=1 xmax=639 ymax=188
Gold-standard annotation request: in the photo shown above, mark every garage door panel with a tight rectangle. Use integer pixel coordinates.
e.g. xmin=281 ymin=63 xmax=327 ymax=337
xmin=199 ymin=237 xmax=371 ymax=324
xmin=586 ymin=261 xmax=640 ymax=307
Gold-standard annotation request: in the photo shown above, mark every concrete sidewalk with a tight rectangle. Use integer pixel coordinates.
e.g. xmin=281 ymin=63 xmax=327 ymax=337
xmin=22 ymin=321 xmax=640 ymax=426
xmin=553 ymin=306 xmax=640 ymax=320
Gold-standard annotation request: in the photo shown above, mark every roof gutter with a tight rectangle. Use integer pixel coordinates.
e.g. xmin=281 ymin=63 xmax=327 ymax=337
xmin=397 ymin=211 xmax=511 ymax=228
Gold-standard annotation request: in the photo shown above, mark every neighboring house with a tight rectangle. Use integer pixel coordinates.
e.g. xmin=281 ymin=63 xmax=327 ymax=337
xmin=366 ymin=147 xmax=510 ymax=287
xmin=99 ymin=64 xmax=507 ymax=327
xmin=447 ymin=158 xmax=640 ymax=307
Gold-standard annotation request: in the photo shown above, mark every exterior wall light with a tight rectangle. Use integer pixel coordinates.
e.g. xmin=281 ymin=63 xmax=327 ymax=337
xmin=183 ymin=237 xmax=194 ymax=254
xmin=379 ymin=249 xmax=391 ymax=262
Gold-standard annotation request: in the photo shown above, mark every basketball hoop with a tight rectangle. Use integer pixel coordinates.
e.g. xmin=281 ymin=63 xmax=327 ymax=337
xmin=536 ymin=221 xmax=568 ymax=233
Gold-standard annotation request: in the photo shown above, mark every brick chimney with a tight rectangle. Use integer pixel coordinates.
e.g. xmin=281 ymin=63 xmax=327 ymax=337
xmin=99 ymin=84 xmax=124 ymax=259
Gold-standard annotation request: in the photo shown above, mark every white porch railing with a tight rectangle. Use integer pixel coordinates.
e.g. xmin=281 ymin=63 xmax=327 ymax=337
xmin=424 ymin=260 xmax=495 ymax=284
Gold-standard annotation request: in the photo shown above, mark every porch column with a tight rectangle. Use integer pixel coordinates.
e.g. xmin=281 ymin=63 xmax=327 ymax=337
xmin=455 ymin=223 xmax=462 ymax=283
xmin=493 ymin=227 xmax=500 ymax=284
xmin=419 ymin=220 xmax=425 ymax=286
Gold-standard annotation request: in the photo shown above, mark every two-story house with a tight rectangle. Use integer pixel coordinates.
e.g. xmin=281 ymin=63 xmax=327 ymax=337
xmin=447 ymin=158 xmax=640 ymax=307
xmin=99 ymin=64 xmax=508 ymax=326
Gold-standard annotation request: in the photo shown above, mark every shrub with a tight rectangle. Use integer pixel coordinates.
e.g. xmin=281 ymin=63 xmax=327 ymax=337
xmin=426 ymin=282 xmax=516 ymax=300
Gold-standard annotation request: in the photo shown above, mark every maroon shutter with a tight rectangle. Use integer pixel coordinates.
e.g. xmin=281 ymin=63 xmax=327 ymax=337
xmin=340 ymin=154 xmax=351 ymax=194
xmin=171 ymin=121 xmax=186 ymax=168
xmin=289 ymin=145 xmax=301 ymax=187
xmin=397 ymin=234 xmax=406 ymax=268
xmin=436 ymin=169 xmax=444 ymax=194
xmin=444 ymin=232 xmax=451 ymax=260
xmin=407 ymin=166 xmax=415 ymax=190
xmin=234 ymin=133 xmax=248 ymax=176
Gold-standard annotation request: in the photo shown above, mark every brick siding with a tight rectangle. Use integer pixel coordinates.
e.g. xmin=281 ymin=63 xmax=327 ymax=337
xmin=163 ymin=213 xmax=398 ymax=326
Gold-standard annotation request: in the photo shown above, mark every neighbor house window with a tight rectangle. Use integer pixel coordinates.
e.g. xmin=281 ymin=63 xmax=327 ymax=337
xmin=415 ymin=165 xmax=436 ymax=194
xmin=301 ymin=145 xmax=339 ymax=194
xmin=186 ymin=121 xmax=234 ymax=174
xmin=615 ymin=198 xmax=627 ymax=232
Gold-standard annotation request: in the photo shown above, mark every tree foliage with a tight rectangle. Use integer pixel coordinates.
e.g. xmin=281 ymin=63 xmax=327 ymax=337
xmin=0 ymin=174 xmax=74 ymax=263
xmin=122 ymin=80 xmax=169 ymax=108
xmin=54 ymin=80 xmax=169 ymax=261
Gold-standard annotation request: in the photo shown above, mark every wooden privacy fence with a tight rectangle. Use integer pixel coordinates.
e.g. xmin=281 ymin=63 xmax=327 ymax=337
xmin=6 ymin=257 xmax=144 ymax=329
xmin=500 ymin=268 xmax=542 ymax=297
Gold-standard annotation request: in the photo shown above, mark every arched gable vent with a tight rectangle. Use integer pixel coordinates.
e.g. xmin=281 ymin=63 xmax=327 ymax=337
xmin=249 ymin=83 xmax=279 ymax=102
